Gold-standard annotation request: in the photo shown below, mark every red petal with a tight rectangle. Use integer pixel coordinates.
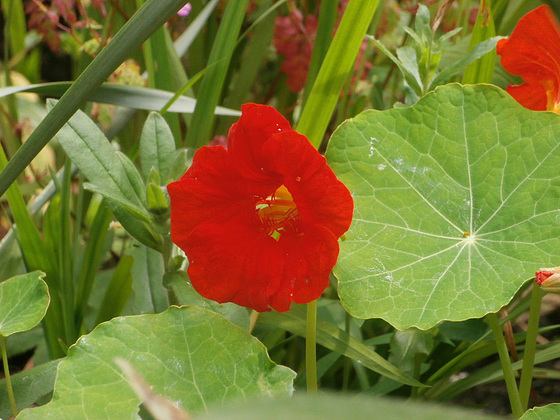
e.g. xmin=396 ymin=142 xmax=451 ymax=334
xmin=277 ymin=224 xmax=340 ymax=306
xmin=168 ymin=146 xmax=254 ymax=251
xmin=506 ymin=83 xmax=548 ymax=111
xmin=261 ymin=131 xmax=354 ymax=238
xmin=185 ymin=223 xmax=284 ymax=312
xmin=228 ymin=103 xmax=291 ymax=195
xmin=536 ymin=271 xmax=553 ymax=285
xmin=497 ymin=5 xmax=560 ymax=109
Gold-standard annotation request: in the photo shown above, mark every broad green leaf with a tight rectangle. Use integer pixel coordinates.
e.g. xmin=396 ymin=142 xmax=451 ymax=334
xmin=521 ymin=404 xmax=560 ymax=420
xmin=0 ymin=83 xmax=242 ymax=116
xmin=140 ymin=112 xmax=176 ymax=183
xmin=259 ymin=305 xmax=424 ymax=387
xmin=17 ymin=306 xmax=294 ymax=419
xmin=327 ymin=83 xmax=560 ymax=330
xmin=0 ymin=358 xmax=60 ymax=419
xmin=0 ymin=271 xmax=49 ymax=337
xmin=193 ymin=393 xmax=502 ymax=420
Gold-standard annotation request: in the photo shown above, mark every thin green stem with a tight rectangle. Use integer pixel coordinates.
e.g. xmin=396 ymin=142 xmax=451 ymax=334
xmin=486 ymin=312 xmax=523 ymax=419
xmin=306 ymin=299 xmax=318 ymax=393
xmin=1 ymin=334 xmax=18 ymax=418
xmin=519 ymin=284 xmax=543 ymax=410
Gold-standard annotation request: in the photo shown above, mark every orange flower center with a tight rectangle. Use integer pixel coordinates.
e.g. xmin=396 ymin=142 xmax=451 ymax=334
xmin=256 ymin=185 xmax=300 ymax=240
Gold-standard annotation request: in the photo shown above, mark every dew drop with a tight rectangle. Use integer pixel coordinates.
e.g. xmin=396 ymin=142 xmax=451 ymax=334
xmin=377 ymin=164 xmax=387 ymax=171
xmin=295 ymin=176 xmax=302 ymax=182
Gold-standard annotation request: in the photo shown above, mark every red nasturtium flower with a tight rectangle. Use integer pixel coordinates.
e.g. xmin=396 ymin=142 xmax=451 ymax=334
xmin=497 ymin=5 xmax=560 ymax=112
xmin=536 ymin=267 xmax=560 ymax=293
xmin=167 ymin=104 xmax=353 ymax=312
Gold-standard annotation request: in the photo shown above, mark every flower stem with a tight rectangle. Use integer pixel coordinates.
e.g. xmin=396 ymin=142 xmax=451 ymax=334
xmin=1 ymin=334 xmax=18 ymax=418
xmin=486 ymin=312 xmax=523 ymax=419
xmin=519 ymin=284 xmax=543 ymax=410
xmin=306 ymin=299 xmax=318 ymax=393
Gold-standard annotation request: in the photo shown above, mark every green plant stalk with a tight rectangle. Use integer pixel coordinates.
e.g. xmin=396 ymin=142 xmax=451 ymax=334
xmin=306 ymin=299 xmax=318 ymax=393
xmin=0 ymin=0 xmax=190 ymax=198
xmin=297 ymin=0 xmax=380 ymax=148
xmin=519 ymin=284 xmax=543 ymax=410
xmin=486 ymin=312 xmax=523 ymax=418
xmin=0 ymin=334 xmax=18 ymax=418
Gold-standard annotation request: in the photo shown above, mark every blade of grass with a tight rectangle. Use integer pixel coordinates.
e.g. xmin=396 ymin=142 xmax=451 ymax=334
xmin=297 ymin=0 xmax=380 ymax=149
xmin=0 ymin=0 xmax=191 ymax=198
xmin=185 ymin=0 xmax=250 ymax=148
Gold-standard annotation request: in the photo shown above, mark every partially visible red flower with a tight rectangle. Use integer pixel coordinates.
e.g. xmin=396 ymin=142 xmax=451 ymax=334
xmin=167 ymin=104 xmax=353 ymax=312
xmin=536 ymin=267 xmax=560 ymax=293
xmin=497 ymin=5 xmax=560 ymax=112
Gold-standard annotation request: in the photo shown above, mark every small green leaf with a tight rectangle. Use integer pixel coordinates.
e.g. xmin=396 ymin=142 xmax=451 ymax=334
xmin=140 ymin=112 xmax=176 ymax=183
xmin=521 ymin=403 xmax=560 ymax=420
xmin=18 ymin=306 xmax=294 ymax=419
xmin=0 ymin=271 xmax=49 ymax=337
xmin=327 ymin=83 xmax=560 ymax=330
xmin=146 ymin=183 xmax=170 ymax=216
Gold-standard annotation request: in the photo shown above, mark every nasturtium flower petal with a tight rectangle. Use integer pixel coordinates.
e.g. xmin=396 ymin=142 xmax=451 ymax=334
xmin=497 ymin=5 xmax=560 ymax=112
xmin=168 ymin=104 xmax=353 ymax=312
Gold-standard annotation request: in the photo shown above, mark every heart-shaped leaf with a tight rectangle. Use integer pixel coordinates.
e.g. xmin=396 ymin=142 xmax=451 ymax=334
xmin=327 ymin=83 xmax=560 ymax=330
xmin=0 ymin=271 xmax=49 ymax=337
xmin=17 ymin=306 xmax=294 ymax=419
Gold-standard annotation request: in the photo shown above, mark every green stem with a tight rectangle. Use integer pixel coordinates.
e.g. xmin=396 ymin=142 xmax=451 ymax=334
xmin=306 ymin=299 xmax=318 ymax=393
xmin=486 ymin=312 xmax=523 ymax=419
xmin=1 ymin=334 xmax=18 ymax=418
xmin=519 ymin=284 xmax=543 ymax=410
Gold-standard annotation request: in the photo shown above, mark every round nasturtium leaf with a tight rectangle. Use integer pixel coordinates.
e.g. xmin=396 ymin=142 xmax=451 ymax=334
xmin=520 ymin=404 xmax=560 ymax=420
xmin=0 ymin=271 xmax=49 ymax=337
xmin=18 ymin=306 xmax=295 ymax=419
xmin=327 ymin=83 xmax=560 ymax=330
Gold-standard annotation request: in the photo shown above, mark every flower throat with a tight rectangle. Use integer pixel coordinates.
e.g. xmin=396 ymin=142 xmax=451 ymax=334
xmin=256 ymin=185 xmax=300 ymax=240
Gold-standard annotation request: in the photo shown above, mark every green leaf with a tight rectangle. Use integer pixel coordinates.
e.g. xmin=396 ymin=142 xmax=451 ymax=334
xmin=0 ymin=271 xmax=49 ymax=337
xmin=127 ymin=242 xmax=168 ymax=314
xmin=521 ymin=403 xmax=560 ymax=420
xmin=429 ymin=37 xmax=502 ymax=90
xmin=140 ymin=112 xmax=176 ymax=183
xmin=0 ymin=83 xmax=242 ymax=116
xmin=116 ymin=151 xmax=147 ymax=205
xmin=327 ymin=83 xmax=560 ymax=330
xmin=18 ymin=306 xmax=294 ymax=419
xmin=259 ymin=305 xmax=424 ymax=387
xmin=0 ymin=358 xmax=60 ymax=419
xmin=193 ymin=393 xmax=503 ymax=420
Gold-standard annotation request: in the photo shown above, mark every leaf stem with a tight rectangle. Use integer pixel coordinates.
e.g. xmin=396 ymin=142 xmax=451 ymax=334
xmin=306 ymin=299 xmax=318 ymax=393
xmin=486 ymin=312 xmax=523 ymax=418
xmin=1 ymin=333 xmax=18 ymax=418
xmin=519 ymin=284 xmax=543 ymax=410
